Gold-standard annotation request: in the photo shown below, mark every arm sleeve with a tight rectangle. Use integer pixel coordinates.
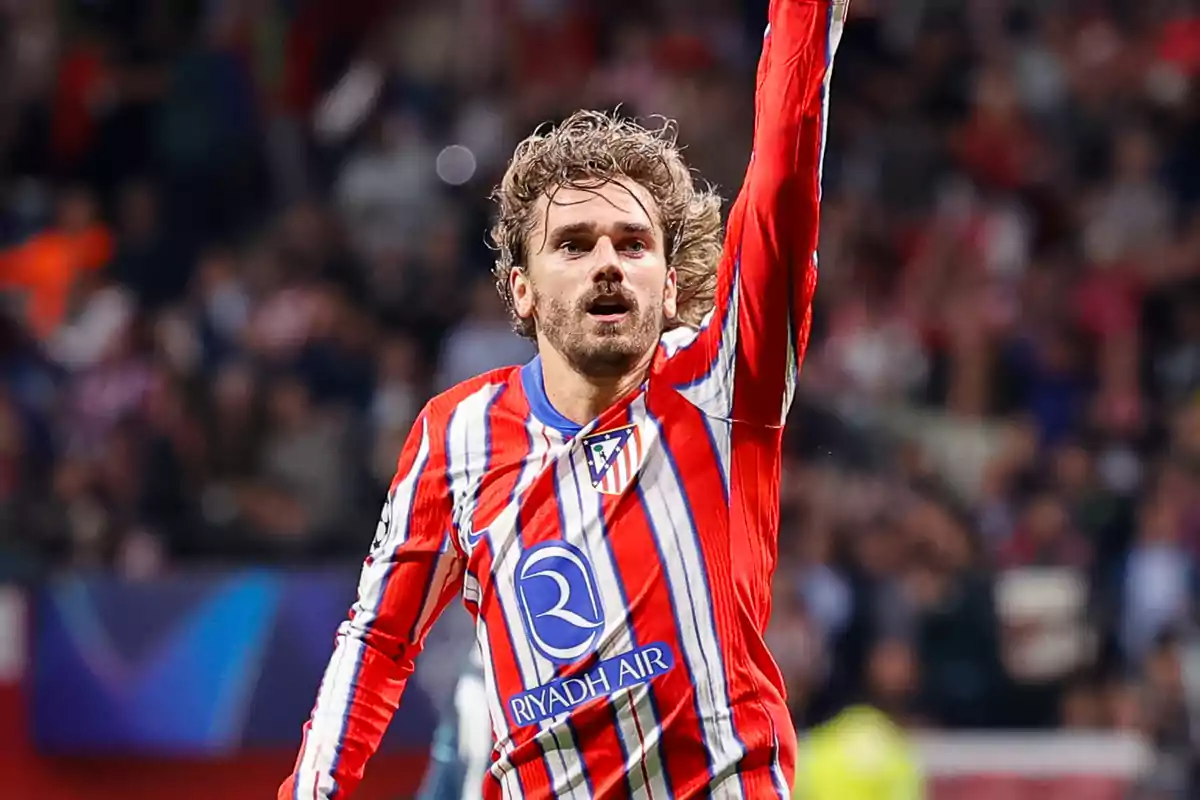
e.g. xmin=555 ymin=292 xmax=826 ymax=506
xmin=660 ymin=0 xmax=848 ymax=426
xmin=280 ymin=410 xmax=464 ymax=800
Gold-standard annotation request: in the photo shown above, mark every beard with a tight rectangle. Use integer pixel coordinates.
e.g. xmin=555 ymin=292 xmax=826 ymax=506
xmin=534 ymin=283 xmax=664 ymax=379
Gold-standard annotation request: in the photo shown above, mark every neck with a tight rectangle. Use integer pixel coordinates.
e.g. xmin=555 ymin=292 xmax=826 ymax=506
xmin=537 ymin=344 xmax=652 ymax=426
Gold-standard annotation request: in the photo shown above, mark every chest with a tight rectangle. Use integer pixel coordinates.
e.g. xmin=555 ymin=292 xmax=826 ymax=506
xmin=450 ymin=412 xmax=654 ymax=561
xmin=447 ymin=389 xmax=734 ymax=573
xmin=454 ymin=403 xmax=741 ymax=677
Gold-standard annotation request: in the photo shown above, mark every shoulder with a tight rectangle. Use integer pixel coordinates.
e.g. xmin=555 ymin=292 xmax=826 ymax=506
xmin=422 ymin=365 xmax=523 ymax=428
xmin=656 ymin=318 xmax=710 ymax=364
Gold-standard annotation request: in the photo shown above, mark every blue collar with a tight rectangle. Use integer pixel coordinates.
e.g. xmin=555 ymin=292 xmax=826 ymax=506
xmin=521 ymin=356 xmax=582 ymax=437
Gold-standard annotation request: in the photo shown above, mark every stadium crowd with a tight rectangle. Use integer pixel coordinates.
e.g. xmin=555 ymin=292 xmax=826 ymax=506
xmin=2 ymin=0 xmax=1200 ymax=790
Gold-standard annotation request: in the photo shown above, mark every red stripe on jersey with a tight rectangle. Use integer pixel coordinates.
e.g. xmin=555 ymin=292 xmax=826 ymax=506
xmin=470 ymin=385 xmax=532 ymax=533
xmin=475 ymin=540 xmax=556 ymax=798
xmin=647 ymin=392 xmax=749 ymax=798
xmin=372 ymin=411 xmax=459 ymax=646
xmin=603 ymin=485 xmax=709 ymax=797
xmin=464 ymin=388 xmax=558 ymax=798
xmin=308 ymin=409 xmax=462 ymax=799
xmin=652 ymin=390 xmax=795 ymax=792
xmin=554 ymin=686 xmax=633 ymax=799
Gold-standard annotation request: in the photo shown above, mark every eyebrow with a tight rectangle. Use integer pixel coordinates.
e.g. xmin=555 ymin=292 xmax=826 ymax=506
xmin=548 ymin=221 xmax=656 ymax=240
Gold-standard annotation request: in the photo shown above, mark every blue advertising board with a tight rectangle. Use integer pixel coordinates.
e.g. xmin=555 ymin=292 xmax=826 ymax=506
xmin=30 ymin=568 xmax=474 ymax=755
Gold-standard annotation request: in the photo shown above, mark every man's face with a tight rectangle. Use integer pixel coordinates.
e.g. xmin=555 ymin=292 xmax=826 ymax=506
xmin=511 ymin=178 xmax=677 ymax=378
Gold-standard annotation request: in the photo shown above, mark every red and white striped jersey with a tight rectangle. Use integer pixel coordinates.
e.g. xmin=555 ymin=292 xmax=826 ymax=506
xmin=281 ymin=2 xmax=846 ymax=797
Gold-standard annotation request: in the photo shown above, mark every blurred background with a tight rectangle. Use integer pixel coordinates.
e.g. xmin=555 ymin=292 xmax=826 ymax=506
xmin=1 ymin=0 xmax=1199 ymax=798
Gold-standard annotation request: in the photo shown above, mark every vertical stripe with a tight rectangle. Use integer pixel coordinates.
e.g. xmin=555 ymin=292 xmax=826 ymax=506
xmin=457 ymin=647 xmax=493 ymax=800
xmin=781 ymin=2 xmax=845 ymax=418
xmin=476 ymin=614 xmax=526 ymax=799
xmin=769 ymin=735 xmax=791 ymax=800
xmin=552 ymin=450 xmax=624 ymax=797
xmin=672 ymin=266 xmax=741 ymax=420
xmin=636 ymin=401 xmax=747 ymax=800
xmin=697 ymin=412 xmax=732 ymax=505
xmin=608 ymin=509 xmax=709 ymax=795
xmin=602 ymin=424 xmax=709 ymax=793
xmin=480 ymin=409 xmax=553 ymax=795
xmin=446 ymin=383 xmax=506 ymax=550
xmin=443 ymin=384 xmax=532 ymax=798
xmin=485 ymin=417 xmax=590 ymax=798
xmin=603 ymin=412 xmax=675 ymax=798
xmin=519 ymin=424 xmax=593 ymax=799
xmin=561 ymin=438 xmax=676 ymax=799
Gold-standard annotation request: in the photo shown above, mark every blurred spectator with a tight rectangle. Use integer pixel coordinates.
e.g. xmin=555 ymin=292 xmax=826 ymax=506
xmin=435 ymin=277 xmax=534 ymax=392
xmin=864 ymin=637 xmax=921 ymax=725
xmin=1120 ymin=493 xmax=1195 ymax=664
xmin=369 ymin=334 xmax=422 ymax=486
xmin=335 ymin=111 xmax=441 ymax=260
xmin=0 ymin=186 xmax=113 ymax=341
xmin=999 ymin=491 xmax=1090 ymax=569
xmin=108 ymin=179 xmax=184 ymax=311
xmin=242 ymin=373 xmax=354 ymax=547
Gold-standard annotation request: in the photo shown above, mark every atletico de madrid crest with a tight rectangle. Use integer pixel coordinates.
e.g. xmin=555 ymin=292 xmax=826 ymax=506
xmin=581 ymin=424 xmax=645 ymax=495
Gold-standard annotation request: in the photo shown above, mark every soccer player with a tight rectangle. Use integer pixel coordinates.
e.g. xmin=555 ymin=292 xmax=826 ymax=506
xmin=279 ymin=0 xmax=847 ymax=797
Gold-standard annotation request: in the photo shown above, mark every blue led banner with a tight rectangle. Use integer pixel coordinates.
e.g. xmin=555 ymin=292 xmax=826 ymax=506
xmin=30 ymin=568 xmax=473 ymax=755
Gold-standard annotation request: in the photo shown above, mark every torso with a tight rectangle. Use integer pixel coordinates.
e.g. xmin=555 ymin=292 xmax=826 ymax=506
xmin=436 ymin=357 xmax=795 ymax=800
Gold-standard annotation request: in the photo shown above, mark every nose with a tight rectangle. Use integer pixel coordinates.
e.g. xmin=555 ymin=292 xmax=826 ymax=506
xmin=590 ymin=237 xmax=625 ymax=284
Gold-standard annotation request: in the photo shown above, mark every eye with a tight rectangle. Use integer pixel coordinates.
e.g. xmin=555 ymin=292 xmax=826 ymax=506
xmin=559 ymin=240 xmax=586 ymax=256
xmin=623 ymin=239 xmax=647 ymax=254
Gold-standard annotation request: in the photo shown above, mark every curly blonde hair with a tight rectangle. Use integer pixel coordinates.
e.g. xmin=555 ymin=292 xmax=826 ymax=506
xmin=490 ymin=110 xmax=724 ymax=338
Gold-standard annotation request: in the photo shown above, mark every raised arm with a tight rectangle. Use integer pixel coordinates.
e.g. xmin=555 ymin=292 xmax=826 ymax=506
xmin=660 ymin=0 xmax=847 ymax=426
xmin=280 ymin=410 xmax=463 ymax=800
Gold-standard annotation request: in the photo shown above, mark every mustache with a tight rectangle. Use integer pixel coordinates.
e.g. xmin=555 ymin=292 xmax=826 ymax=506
xmin=578 ymin=282 xmax=637 ymax=312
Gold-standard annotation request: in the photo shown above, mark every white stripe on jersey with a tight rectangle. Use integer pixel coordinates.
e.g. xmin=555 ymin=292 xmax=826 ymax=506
xmin=461 ymin=413 xmax=587 ymax=798
xmin=660 ymin=268 xmax=741 ymax=423
xmin=698 ymin=412 xmax=732 ymax=503
xmin=479 ymin=415 xmax=552 ymax=797
xmin=475 ymin=613 xmax=524 ymax=799
xmin=558 ymin=434 xmax=672 ymax=799
xmin=506 ymin=422 xmax=593 ymax=799
xmin=783 ymin=303 xmax=800 ymax=425
xmin=769 ymin=734 xmax=791 ymax=800
xmin=658 ymin=323 xmax=696 ymax=358
xmin=446 ymin=383 xmax=506 ymax=546
xmin=635 ymin=399 xmax=747 ymax=800
xmin=818 ymin=5 xmax=847 ymax=191
xmin=442 ymin=384 xmax=518 ymax=795
xmin=462 ymin=570 xmax=482 ymax=608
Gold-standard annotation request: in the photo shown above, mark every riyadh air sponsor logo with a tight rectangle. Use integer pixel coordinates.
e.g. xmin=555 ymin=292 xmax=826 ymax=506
xmin=510 ymin=540 xmax=675 ymax=727
xmin=508 ymin=642 xmax=675 ymax=727
xmin=515 ymin=541 xmax=605 ymax=664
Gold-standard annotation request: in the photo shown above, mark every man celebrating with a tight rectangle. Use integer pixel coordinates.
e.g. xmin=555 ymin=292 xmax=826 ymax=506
xmin=281 ymin=1 xmax=847 ymax=796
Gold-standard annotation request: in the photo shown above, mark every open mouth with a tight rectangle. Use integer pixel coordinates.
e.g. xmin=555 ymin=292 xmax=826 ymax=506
xmin=586 ymin=295 xmax=631 ymax=321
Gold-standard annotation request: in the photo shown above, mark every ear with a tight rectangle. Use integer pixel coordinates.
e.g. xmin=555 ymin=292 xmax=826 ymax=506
xmin=662 ymin=266 xmax=678 ymax=321
xmin=511 ymin=266 xmax=535 ymax=321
